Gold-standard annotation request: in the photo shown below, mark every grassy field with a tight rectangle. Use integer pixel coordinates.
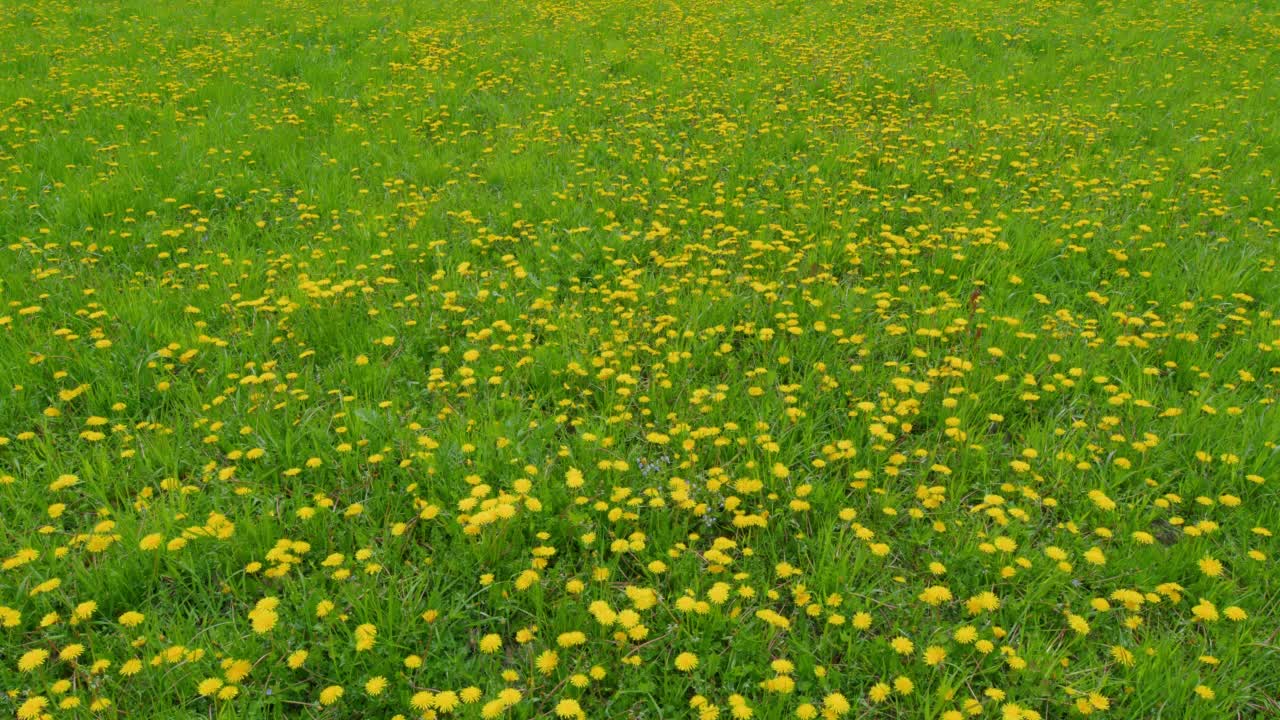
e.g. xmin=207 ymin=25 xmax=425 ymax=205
xmin=2 ymin=0 xmax=1279 ymax=717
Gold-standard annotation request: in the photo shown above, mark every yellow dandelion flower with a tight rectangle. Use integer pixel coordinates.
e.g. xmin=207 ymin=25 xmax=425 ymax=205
xmin=318 ymin=685 xmax=344 ymax=706
xmin=18 ymin=648 xmax=49 ymax=672
xmin=479 ymin=633 xmax=503 ymax=653
xmin=674 ymin=652 xmax=699 ymax=672
xmin=555 ymin=698 xmax=583 ymax=718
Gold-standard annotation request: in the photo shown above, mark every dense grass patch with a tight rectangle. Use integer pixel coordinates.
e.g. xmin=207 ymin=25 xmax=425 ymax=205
xmin=1 ymin=0 xmax=1279 ymax=717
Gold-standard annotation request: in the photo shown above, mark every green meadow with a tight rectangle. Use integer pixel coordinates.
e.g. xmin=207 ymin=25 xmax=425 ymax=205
xmin=1 ymin=0 xmax=1278 ymax=717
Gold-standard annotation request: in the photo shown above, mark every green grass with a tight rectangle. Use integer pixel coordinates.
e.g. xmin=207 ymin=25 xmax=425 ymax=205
xmin=1 ymin=0 xmax=1279 ymax=717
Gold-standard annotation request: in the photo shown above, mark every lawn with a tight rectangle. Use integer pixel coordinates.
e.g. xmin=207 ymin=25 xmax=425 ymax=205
xmin=1 ymin=0 xmax=1279 ymax=717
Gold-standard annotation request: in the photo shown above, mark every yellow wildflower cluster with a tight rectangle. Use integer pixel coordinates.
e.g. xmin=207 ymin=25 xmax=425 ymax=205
xmin=1 ymin=0 xmax=1277 ymax=717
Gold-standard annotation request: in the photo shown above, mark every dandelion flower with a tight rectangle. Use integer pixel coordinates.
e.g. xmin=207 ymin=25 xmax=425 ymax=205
xmin=555 ymin=698 xmax=583 ymax=718
xmin=675 ymin=652 xmax=699 ymax=672
xmin=18 ymin=649 xmax=49 ymax=672
xmin=319 ymin=685 xmax=344 ymax=706
xmin=479 ymin=633 xmax=503 ymax=653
